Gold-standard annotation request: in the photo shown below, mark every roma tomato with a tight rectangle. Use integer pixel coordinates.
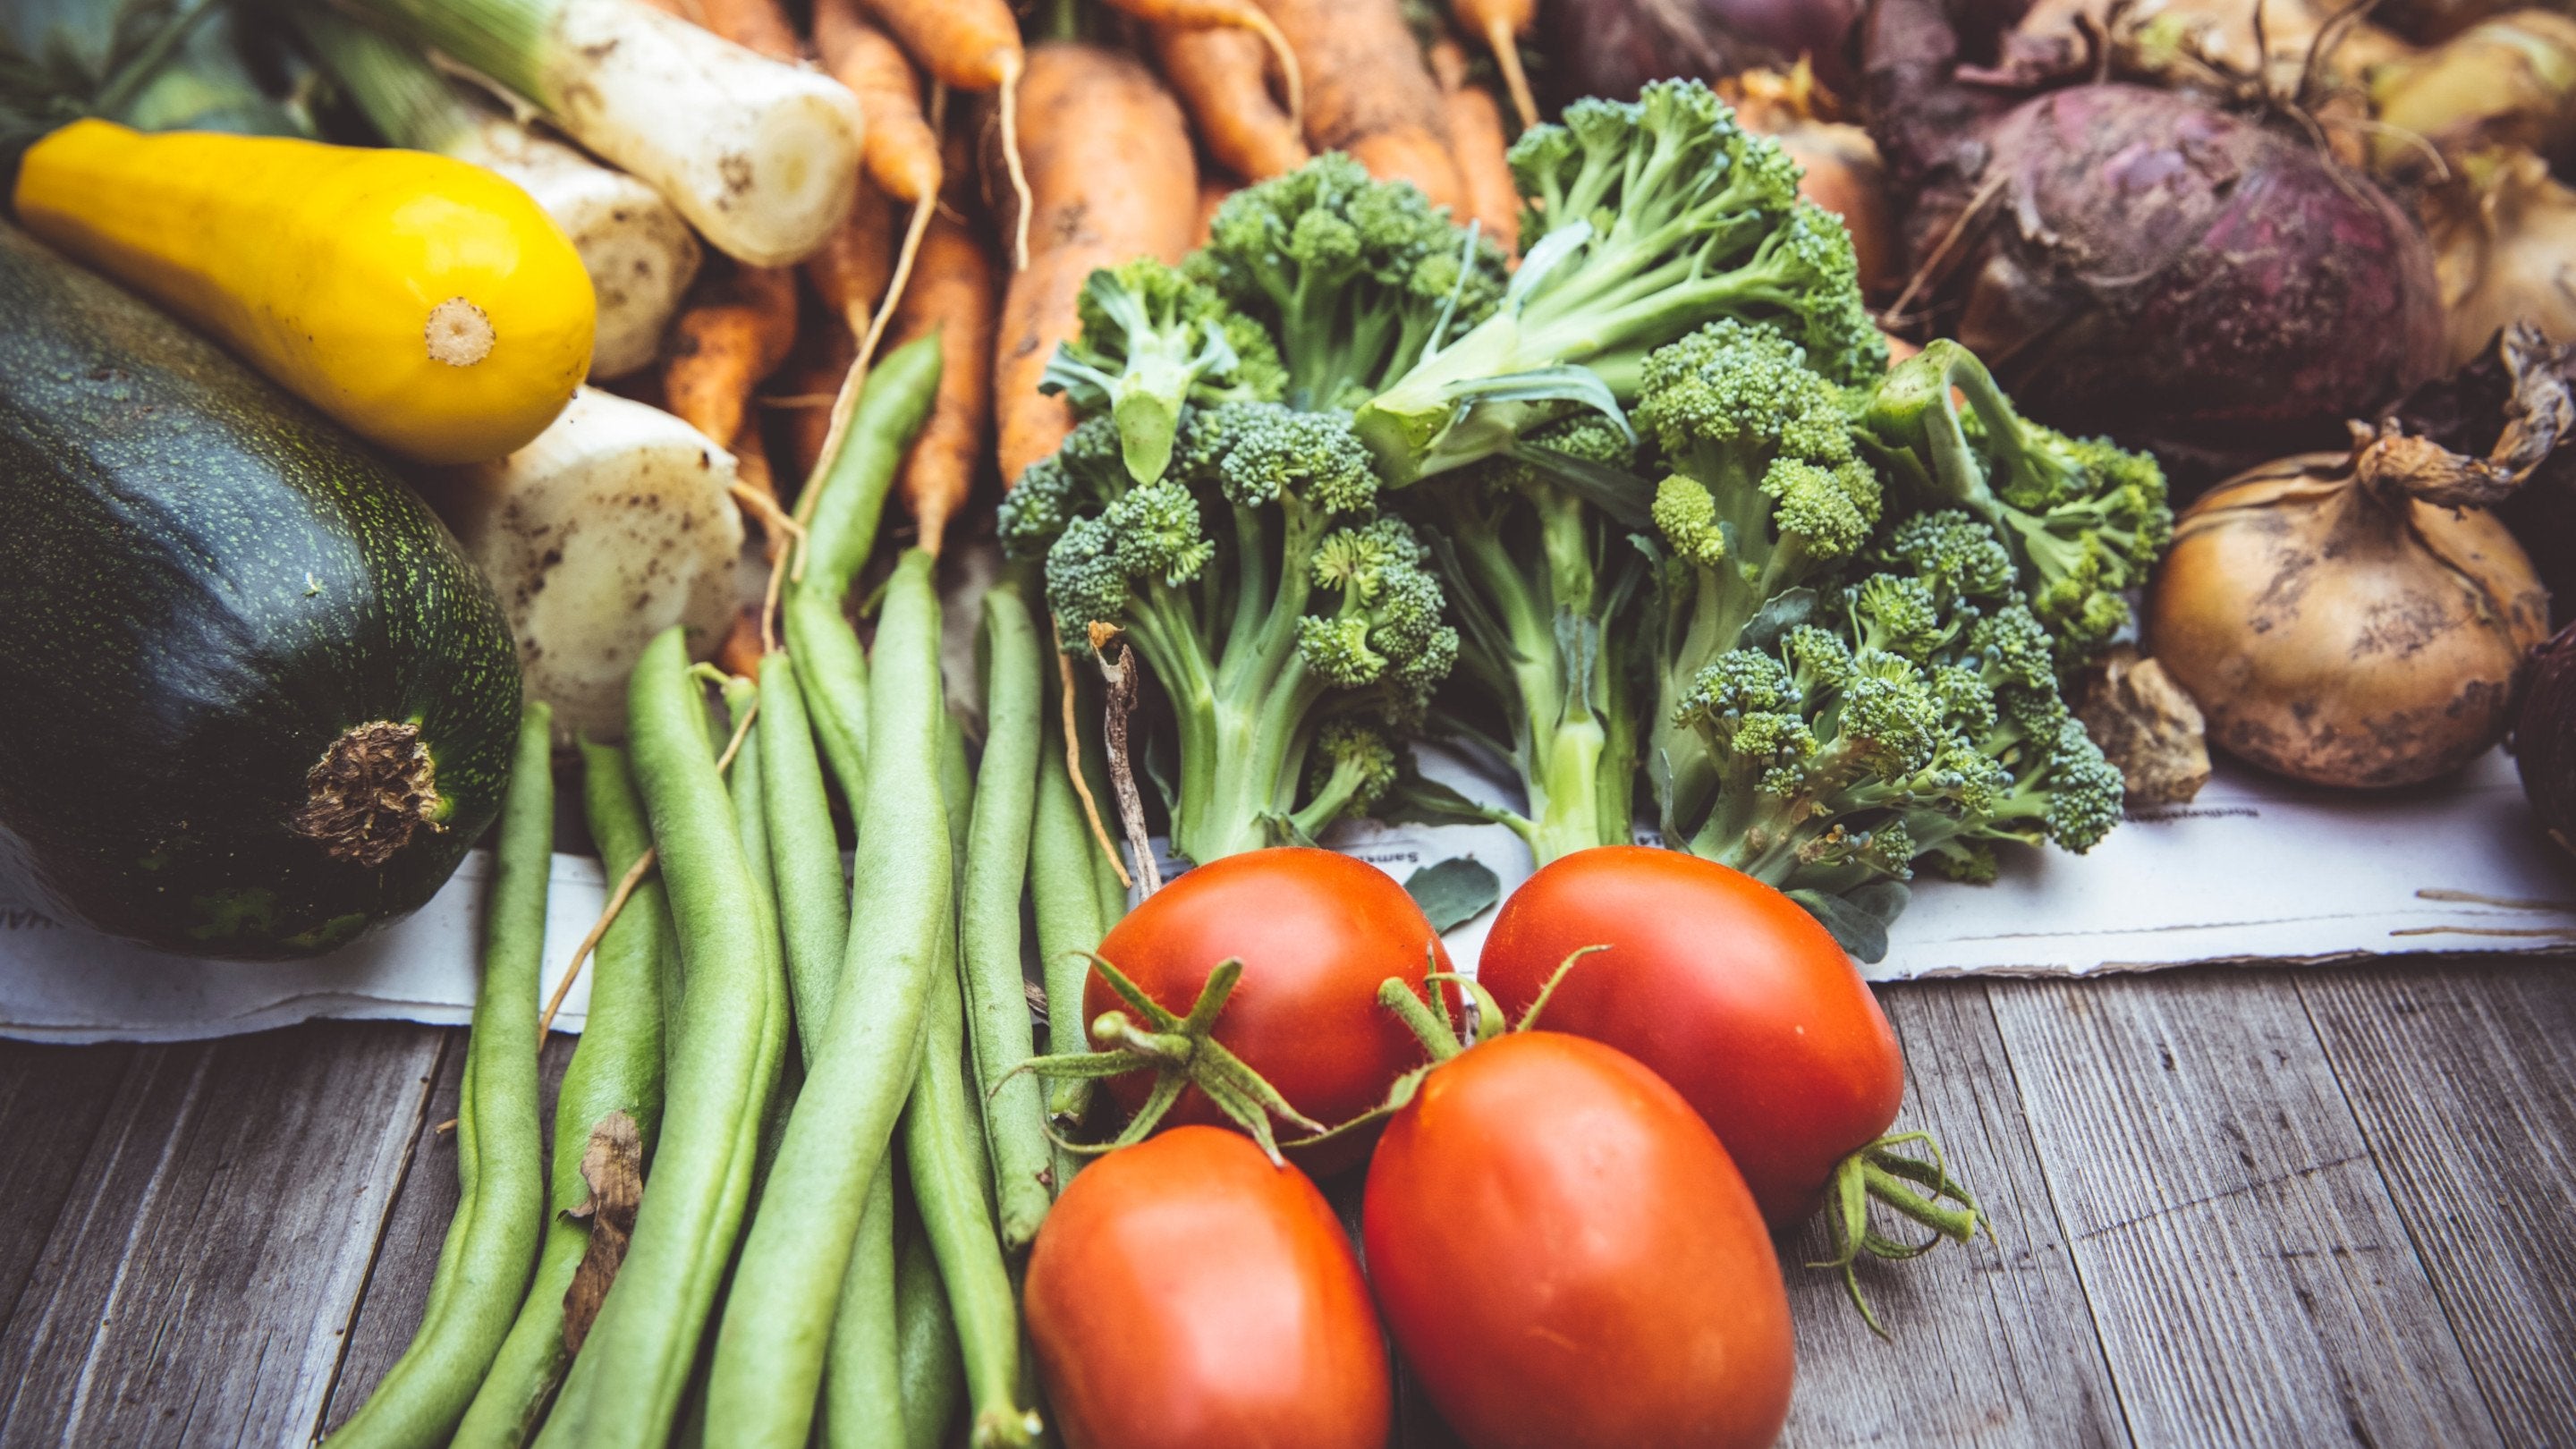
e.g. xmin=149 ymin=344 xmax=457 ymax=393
xmin=1025 ymin=1125 xmax=1393 ymax=1449
xmin=1479 ymin=846 xmax=1904 ymax=1228
xmin=1363 ymin=1030 xmax=1793 ymax=1449
xmin=1088 ymin=846 xmax=1448 ymax=1171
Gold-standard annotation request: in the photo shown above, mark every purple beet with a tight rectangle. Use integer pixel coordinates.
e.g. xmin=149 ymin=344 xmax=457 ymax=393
xmin=1864 ymin=4 xmax=2445 ymax=486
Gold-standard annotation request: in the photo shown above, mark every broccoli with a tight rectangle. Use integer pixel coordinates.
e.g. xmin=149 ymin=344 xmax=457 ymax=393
xmin=1663 ymin=509 xmax=2126 ymax=938
xmin=1633 ymin=318 xmax=1883 ymax=833
xmin=1041 ymin=257 xmax=1286 ymax=485
xmin=1396 ymin=413 xmax=1648 ymax=863
xmin=1861 ymin=340 xmax=2173 ymax=671
xmin=1352 ymin=80 xmax=1886 ymax=484
xmin=1000 ymin=403 xmax=1460 ymax=864
xmin=1187 ymin=155 xmax=1509 ymax=413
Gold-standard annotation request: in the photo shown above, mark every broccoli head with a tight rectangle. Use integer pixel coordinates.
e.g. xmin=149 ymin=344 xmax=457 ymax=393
xmin=1352 ymin=80 xmax=1886 ymax=483
xmin=1863 ymin=341 xmax=2173 ymax=671
xmin=1188 ymin=155 xmax=1506 ymax=412
xmin=1041 ymin=258 xmax=1287 ymax=486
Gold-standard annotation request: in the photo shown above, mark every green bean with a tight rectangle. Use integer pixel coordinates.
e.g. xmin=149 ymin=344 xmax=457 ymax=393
xmin=902 ymin=934 xmax=1038 ymax=1446
xmin=760 ymin=652 xmax=853 ymax=1062
xmin=1030 ymin=716 xmax=1109 ymax=1159
xmin=704 ymin=548 xmax=953 ymax=1449
xmin=534 ymin=631 xmax=789 ymax=1449
xmin=724 ymin=676 xmax=800 ymax=1205
xmin=452 ymin=742 xmax=671 ymax=1449
xmin=822 ymin=1168 xmax=904 ymax=1449
xmin=893 ymin=1216 xmax=965 ymax=1449
xmin=955 ymin=577 xmax=1051 ymax=1246
xmin=784 ymin=335 xmax=945 ymax=803
xmin=332 ymin=702 xmax=553 ymax=1447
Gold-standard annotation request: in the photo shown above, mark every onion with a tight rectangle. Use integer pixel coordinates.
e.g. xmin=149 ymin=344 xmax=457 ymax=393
xmin=2512 ymin=620 xmax=2576 ymax=857
xmin=2369 ymin=11 xmax=2576 ymax=177
xmin=2148 ymin=326 xmax=2572 ymax=787
xmin=2379 ymin=0 xmax=2522 ymax=44
xmin=2423 ymin=148 xmax=2576 ymax=369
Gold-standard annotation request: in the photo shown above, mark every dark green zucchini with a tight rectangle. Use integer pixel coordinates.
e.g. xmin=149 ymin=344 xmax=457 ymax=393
xmin=0 ymin=221 xmax=521 ymax=958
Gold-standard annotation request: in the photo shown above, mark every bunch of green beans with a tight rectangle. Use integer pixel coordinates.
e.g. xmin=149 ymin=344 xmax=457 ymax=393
xmin=533 ymin=631 xmax=790 ymax=1449
xmin=330 ymin=700 xmax=553 ymax=1449
xmin=451 ymin=741 xmax=671 ymax=1449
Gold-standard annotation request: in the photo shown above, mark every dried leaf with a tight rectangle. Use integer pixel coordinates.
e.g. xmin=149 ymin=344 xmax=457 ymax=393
xmin=561 ymin=1109 xmax=643 ymax=1355
xmin=2074 ymin=647 xmax=2212 ymax=805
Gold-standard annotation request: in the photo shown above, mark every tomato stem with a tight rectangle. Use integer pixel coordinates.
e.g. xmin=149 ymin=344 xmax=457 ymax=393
xmin=1808 ymin=1130 xmax=1987 ymax=1338
xmin=1377 ymin=979 xmax=1466 ymax=1062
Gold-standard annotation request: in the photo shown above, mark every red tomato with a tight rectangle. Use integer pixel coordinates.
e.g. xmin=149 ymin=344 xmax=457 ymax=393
xmin=1477 ymin=845 xmax=1905 ymax=1228
xmin=1089 ymin=846 xmax=1449 ymax=1171
xmin=1025 ymin=1125 xmax=1393 ymax=1449
xmin=1363 ymin=1031 xmax=1793 ymax=1449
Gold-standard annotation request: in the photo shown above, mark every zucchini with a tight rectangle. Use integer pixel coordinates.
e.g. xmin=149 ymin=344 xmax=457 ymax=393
xmin=0 ymin=222 xmax=522 ymax=959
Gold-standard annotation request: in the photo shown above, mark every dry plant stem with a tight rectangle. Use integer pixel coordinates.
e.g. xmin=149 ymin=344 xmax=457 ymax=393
xmin=537 ymin=699 xmax=759 ymax=1035
xmin=1000 ymin=53 xmax=1033 ymax=268
xmin=1055 ymin=645 xmax=1131 ymax=889
xmin=1094 ymin=635 xmax=1161 ymax=894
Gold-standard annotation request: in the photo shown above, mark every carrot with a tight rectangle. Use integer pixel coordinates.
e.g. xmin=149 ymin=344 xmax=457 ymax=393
xmin=664 ymin=263 xmax=800 ymax=534
xmin=717 ymin=602 xmax=766 ymax=680
xmin=772 ymin=323 xmax=859 ymax=485
xmin=815 ymin=0 xmax=943 ymax=203
xmin=1191 ymin=175 xmax=1235 ymax=248
xmin=1450 ymin=0 xmax=1538 ymax=130
xmin=862 ymin=0 xmax=1032 ymax=267
xmin=1250 ymin=0 xmax=1463 ymax=210
xmin=1428 ymin=39 xmax=1519 ymax=253
xmin=989 ymin=41 xmax=1199 ymax=486
xmin=886 ymin=212 xmax=996 ymax=552
xmin=804 ymin=178 xmax=897 ymax=342
xmin=1151 ymin=24 xmax=1309 ymax=182
xmin=1103 ymin=0 xmax=1301 ymax=127
xmin=636 ymin=0 xmax=800 ymax=59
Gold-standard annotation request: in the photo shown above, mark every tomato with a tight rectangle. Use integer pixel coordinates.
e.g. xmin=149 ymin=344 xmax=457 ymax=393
xmin=1362 ymin=1030 xmax=1793 ymax=1449
xmin=1025 ymin=1125 xmax=1393 ymax=1449
xmin=1088 ymin=846 xmax=1449 ymax=1172
xmin=1477 ymin=845 xmax=1905 ymax=1229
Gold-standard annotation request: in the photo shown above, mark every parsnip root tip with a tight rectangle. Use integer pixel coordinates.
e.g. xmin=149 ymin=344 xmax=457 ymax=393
xmin=999 ymin=51 xmax=1033 ymax=271
xmin=1487 ymin=15 xmax=1538 ymax=131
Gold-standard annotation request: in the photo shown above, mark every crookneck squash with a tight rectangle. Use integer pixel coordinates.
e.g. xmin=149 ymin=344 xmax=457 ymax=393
xmin=0 ymin=221 xmax=522 ymax=957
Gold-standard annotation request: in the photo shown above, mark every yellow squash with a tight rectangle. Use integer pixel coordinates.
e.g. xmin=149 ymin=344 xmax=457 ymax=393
xmin=14 ymin=120 xmax=595 ymax=464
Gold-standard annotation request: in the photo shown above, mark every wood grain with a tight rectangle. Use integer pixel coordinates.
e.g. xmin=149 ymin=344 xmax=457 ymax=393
xmin=2299 ymin=962 xmax=2576 ymax=1446
xmin=1988 ymin=970 xmax=2503 ymax=1448
xmin=322 ymin=1030 xmax=579 ymax=1434
xmin=1780 ymin=984 xmax=2129 ymax=1448
xmin=0 ymin=1043 xmax=135 ymax=1328
xmin=0 ymin=1023 xmax=444 ymax=1448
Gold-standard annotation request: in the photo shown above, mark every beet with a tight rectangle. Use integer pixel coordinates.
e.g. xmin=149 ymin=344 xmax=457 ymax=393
xmin=1863 ymin=4 xmax=2445 ymax=487
xmin=1537 ymin=0 xmax=1861 ymax=105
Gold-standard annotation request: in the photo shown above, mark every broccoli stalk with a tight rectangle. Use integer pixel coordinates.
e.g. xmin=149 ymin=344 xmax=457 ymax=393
xmin=1352 ymin=80 xmax=1886 ymax=485
xmin=1001 ymin=406 xmax=1458 ymax=866
xmin=1861 ymin=340 xmax=2173 ymax=671
xmin=1404 ymin=418 xmax=1646 ymax=864
xmin=1041 ymin=258 xmax=1286 ymax=485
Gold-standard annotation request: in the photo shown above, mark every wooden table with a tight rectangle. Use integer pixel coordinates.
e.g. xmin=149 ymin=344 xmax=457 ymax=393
xmin=2 ymin=957 xmax=2571 ymax=1447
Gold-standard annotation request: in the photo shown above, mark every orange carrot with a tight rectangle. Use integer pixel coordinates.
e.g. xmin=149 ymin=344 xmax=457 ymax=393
xmin=886 ymin=212 xmax=996 ymax=551
xmin=803 ymin=178 xmax=897 ymax=340
xmin=991 ymin=42 xmax=1199 ymax=486
xmin=1191 ymin=175 xmax=1235 ymax=248
xmin=1450 ymin=0 xmax=1538 ymax=130
xmin=1428 ymin=39 xmax=1519 ymax=252
xmin=665 ymin=263 xmax=800 ymax=527
xmin=815 ymin=0 xmax=943 ymax=203
xmin=716 ymin=601 xmax=767 ymax=679
xmin=772 ymin=318 xmax=859 ymax=483
xmin=1102 ymin=0 xmax=1302 ymax=126
xmin=1151 ymin=24 xmax=1309 ymax=182
xmin=699 ymin=0 xmax=801 ymax=59
xmin=862 ymin=0 xmax=1032 ymax=267
xmin=1251 ymin=0 xmax=1463 ymax=210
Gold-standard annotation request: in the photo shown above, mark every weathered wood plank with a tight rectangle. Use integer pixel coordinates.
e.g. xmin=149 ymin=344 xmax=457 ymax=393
xmin=0 ymin=1022 xmax=445 ymax=1448
xmin=1989 ymin=970 xmax=2501 ymax=1448
xmin=0 ymin=1044 xmax=135 ymax=1333
xmin=322 ymin=1030 xmax=579 ymax=1434
xmin=1780 ymin=983 xmax=2129 ymax=1449
xmin=2299 ymin=961 xmax=2576 ymax=1447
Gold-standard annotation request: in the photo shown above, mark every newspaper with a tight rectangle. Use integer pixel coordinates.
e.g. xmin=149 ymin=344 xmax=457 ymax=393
xmin=4 ymin=747 xmax=2570 ymax=1043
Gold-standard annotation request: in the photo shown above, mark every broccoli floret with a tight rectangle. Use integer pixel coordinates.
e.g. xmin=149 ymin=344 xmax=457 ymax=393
xmin=1352 ymin=80 xmax=1886 ymax=483
xmin=1041 ymin=258 xmax=1287 ymax=485
xmin=1189 ymin=155 xmax=1507 ymax=412
xmin=1289 ymin=717 xmax=1401 ymax=840
xmin=1028 ymin=402 xmax=1458 ymax=865
xmin=1862 ymin=341 xmax=2173 ymax=671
